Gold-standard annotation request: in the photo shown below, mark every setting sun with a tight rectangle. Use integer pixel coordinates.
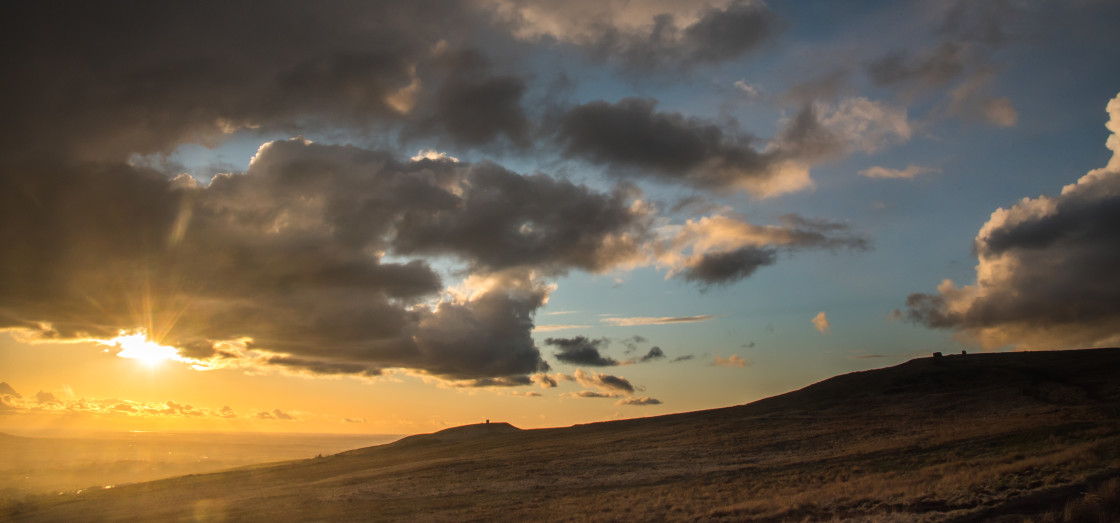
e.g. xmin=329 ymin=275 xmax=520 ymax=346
xmin=103 ymin=331 xmax=182 ymax=367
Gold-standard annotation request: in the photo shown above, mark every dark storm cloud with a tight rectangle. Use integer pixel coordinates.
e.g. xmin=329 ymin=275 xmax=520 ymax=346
xmin=556 ymin=97 xmax=779 ymax=190
xmin=0 ymin=137 xmax=675 ymax=380
xmin=392 ymin=162 xmax=649 ymax=275
xmin=905 ymin=94 xmax=1120 ymax=349
xmin=680 ymin=247 xmax=778 ymax=286
xmin=545 ymin=336 xmax=618 ymax=367
xmin=411 ymin=50 xmax=532 ymax=149
xmin=683 ymin=1 xmax=782 ymax=63
xmin=556 ymin=95 xmax=905 ymax=195
xmin=0 ymin=1 xmax=496 ymax=162
xmin=591 ymin=1 xmax=782 ymax=71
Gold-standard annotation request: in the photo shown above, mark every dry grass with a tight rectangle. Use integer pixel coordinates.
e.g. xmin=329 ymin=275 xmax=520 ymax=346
xmin=5 ymin=348 xmax=1120 ymax=522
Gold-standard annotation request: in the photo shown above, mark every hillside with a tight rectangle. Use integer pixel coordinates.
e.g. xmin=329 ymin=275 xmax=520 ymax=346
xmin=5 ymin=348 xmax=1120 ymax=521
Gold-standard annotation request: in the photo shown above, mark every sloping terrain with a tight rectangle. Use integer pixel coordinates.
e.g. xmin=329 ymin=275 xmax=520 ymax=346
xmin=5 ymin=349 xmax=1120 ymax=521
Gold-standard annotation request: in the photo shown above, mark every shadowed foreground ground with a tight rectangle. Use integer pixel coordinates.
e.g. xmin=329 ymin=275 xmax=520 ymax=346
xmin=5 ymin=349 xmax=1120 ymax=521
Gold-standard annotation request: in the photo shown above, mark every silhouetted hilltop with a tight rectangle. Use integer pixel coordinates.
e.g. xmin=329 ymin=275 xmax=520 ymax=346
xmin=8 ymin=348 xmax=1120 ymax=522
xmin=390 ymin=422 xmax=521 ymax=447
xmin=741 ymin=347 xmax=1120 ymax=414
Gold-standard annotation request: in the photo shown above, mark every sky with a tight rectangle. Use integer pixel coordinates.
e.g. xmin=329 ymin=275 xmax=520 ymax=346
xmin=2 ymin=0 xmax=1119 ymax=435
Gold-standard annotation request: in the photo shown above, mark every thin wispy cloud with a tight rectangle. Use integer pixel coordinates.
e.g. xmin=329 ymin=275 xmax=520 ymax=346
xmin=534 ymin=324 xmax=592 ymax=332
xmin=859 ymin=165 xmax=939 ymax=179
xmin=601 ymin=315 xmax=719 ymax=327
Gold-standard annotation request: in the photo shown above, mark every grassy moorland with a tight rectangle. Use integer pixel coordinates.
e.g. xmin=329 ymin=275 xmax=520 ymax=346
xmin=4 ymin=349 xmax=1120 ymax=522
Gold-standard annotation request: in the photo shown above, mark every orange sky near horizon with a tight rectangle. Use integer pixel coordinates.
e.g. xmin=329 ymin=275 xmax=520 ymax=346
xmin=2 ymin=331 xmax=846 ymax=435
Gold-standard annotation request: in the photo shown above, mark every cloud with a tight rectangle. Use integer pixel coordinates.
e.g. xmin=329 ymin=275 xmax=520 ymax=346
xmin=0 ymin=382 xmax=20 ymax=399
xmin=0 ymin=0 xmax=885 ymax=390
xmin=812 ymin=311 xmax=831 ymax=333
xmin=390 ymin=160 xmax=651 ymax=276
xmin=533 ymin=324 xmax=591 ymax=332
xmin=556 ymin=97 xmax=813 ymax=197
xmin=653 ymin=213 xmax=869 ymax=285
xmin=546 ymin=337 xmax=618 ymax=366
xmin=566 ymin=390 xmax=621 ymax=399
xmin=1 ymin=1 xmax=510 ymax=163
xmin=531 ymin=374 xmax=559 ymax=388
xmin=712 ymin=354 xmax=749 ymax=367
xmin=0 ymin=388 xmax=312 ymax=422
xmin=258 ymin=409 xmax=296 ymax=421
xmin=638 ymin=346 xmax=666 ymax=363
xmin=621 ymin=335 xmax=647 ymax=353
xmin=866 ymin=43 xmax=966 ymax=95
xmin=344 ymin=417 xmax=367 ymax=423
xmin=1 ymin=137 xmax=686 ymax=380
xmin=601 ymin=315 xmax=718 ymax=327
xmin=573 ymin=369 xmax=635 ymax=393
xmin=488 ymin=0 xmax=781 ymax=71
xmin=733 ymin=80 xmax=762 ymax=98
xmin=616 ymin=396 xmax=661 ymax=406
xmin=949 ymin=71 xmax=1018 ymax=127
xmin=408 ymin=50 xmax=531 ymax=148
xmin=679 ymin=247 xmax=778 ymax=286
xmin=859 ymin=165 xmax=940 ymax=180
xmin=454 ymin=376 xmax=534 ymax=388
xmin=670 ymin=355 xmax=695 ymax=363
xmin=543 ymin=310 xmax=580 ymax=316
xmin=619 ymin=345 xmax=668 ymax=365
xmin=811 ymin=98 xmax=912 ymax=154
xmin=905 ymin=92 xmax=1120 ymax=349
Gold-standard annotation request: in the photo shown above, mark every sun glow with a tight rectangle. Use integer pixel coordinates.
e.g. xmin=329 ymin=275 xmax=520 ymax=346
xmin=102 ymin=331 xmax=182 ymax=367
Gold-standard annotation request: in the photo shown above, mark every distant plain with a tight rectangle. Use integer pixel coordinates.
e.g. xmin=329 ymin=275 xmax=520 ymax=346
xmin=0 ymin=432 xmax=401 ymax=498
